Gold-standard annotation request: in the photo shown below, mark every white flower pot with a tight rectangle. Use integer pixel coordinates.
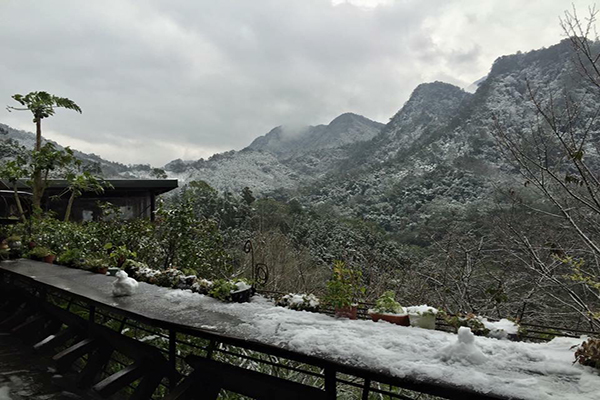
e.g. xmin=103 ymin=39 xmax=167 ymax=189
xmin=409 ymin=313 xmax=436 ymax=330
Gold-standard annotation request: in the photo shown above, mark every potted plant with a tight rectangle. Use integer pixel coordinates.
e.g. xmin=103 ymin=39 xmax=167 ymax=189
xmin=230 ymin=279 xmax=253 ymax=303
xmin=58 ymin=248 xmax=85 ymax=268
xmin=105 ymin=243 xmax=137 ymax=268
xmin=86 ymin=257 xmax=109 ymax=274
xmin=406 ymin=305 xmax=438 ymax=330
xmin=368 ymin=291 xmax=409 ymax=326
xmin=0 ymin=239 xmax=9 ymax=260
xmin=6 ymin=235 xmax=22 ymax=259
xmin=30 ymin=246 xmax=55 ymax=264
xmin=324 ymin=261 xmax=364 ymax=319
xmin=209 ymin=279 xmax=253 ymax=303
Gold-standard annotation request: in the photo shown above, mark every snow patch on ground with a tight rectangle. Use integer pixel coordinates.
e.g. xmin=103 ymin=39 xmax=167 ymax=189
xmin=161 ymin=290 xmax=600 ymax=400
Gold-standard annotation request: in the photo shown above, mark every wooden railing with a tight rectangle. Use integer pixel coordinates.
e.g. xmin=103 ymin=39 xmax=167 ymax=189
xmin=1 ymin=263 xmax=586 ymax=400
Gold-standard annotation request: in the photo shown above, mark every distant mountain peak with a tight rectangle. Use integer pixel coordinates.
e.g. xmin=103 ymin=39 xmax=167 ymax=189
xmin=247 ymin=113 xmax=383 ymax=157
xmin=329 ymin=112 xmax=365 ymax=124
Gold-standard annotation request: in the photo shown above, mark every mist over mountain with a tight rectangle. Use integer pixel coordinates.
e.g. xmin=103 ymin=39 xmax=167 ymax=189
xmin=2 ymin=39 xmax=594 ymax=242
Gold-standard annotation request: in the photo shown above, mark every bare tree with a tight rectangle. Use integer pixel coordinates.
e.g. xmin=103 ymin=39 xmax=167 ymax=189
xmin=493 ymin=7 xmax=600 ymax=329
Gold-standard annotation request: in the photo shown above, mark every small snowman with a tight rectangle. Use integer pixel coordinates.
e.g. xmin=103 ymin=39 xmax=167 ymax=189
xmin=112 ymin=270 xmax=139 ymax=297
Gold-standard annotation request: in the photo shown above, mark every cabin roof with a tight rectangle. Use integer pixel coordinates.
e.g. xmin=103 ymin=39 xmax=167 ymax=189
xmin=0 ymin=179 xmax=178 ymax=196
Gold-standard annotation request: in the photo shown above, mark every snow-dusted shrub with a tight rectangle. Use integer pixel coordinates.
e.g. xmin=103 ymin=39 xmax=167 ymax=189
xmin=323 ymin=260 xmax=364 ymax=309
xmin=575 ymin=338 xmax=600 ymax=369
xmin=155 ymin=269 xmax=185 ymax=288
xmin=209 ymin=278 xmax=252 ymax=302
xmin=443 ymin=313 xmax=489 ymax=336
xmin=277 ymin=293 xmax=320 ymax=312
xmin=176 ymin=274 xmax=198 ymax=290
xmin=191 ymin=278 xmax=213 ymax=294
xmin=122 ymin=259 xmax=161 ymax=283
xmin=369 ymin=291 xmax=405 ymax=315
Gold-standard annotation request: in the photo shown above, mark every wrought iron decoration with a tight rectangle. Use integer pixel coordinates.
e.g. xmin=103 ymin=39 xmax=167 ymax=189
xmin=243 ymin=240 xmax=268 ymax=286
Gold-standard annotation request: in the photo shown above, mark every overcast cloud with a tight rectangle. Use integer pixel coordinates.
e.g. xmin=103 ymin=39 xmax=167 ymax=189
xmin=0 ymin=0 xmax=591 ymax=166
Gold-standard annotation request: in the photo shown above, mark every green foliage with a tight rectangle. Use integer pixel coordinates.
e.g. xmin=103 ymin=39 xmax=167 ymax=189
xmin=64 ymin=171 xmax=110 ymax=197
xmin=104 ymin=243 xmax=136 ymax=267
xmin=31 ymin=143 xmax=78 ymax=179
xmin=0 ymin=155 xmax=28 ymax=184
xmin=30 ymin=246 xmax=52 ymax=258
xmin=209 ymin=279 xmax=238 ymax=302
xmin=58 ymin=248 xmax=85 ymax=268
xmin=372 ymin=291 xmax=404 ymax=314
xmin=323 ymin=260 xmax=365 ymax=309
xmin=8 ymin=91 xmax=81 ymax=123
xmin=156 ymin=190 xmax=230 ymax=276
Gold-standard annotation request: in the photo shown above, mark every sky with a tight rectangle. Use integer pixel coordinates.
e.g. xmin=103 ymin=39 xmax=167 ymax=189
xmin=0 ymin=0 xmax=593 ymax=166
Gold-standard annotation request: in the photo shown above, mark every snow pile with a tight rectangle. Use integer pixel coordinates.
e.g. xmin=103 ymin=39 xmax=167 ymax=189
xmin=158 ymin=290 xmax=600 ymax=400
xmin=233 ymin=281 xmax=251 ymax=293
xmin=438 ymin=327 xmax=487 ymax=365
xmin=278 ymin=293 xmax=320 ymax=311
xmin=0 ymin=386 xmax=11 ymax=400
xmin=112 ymin=271 xmax=139 ymax=297
xmin=480 ymin=318 xmax=519 ymax=340
xmin=406 ymin=305 xmax=438 ymax=315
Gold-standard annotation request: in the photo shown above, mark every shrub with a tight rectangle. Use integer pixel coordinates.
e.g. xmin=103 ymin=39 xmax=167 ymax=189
xmin=209 ymin=279 xmax=238 ymax=302
xmin=30 ymin=246 xmax=52 ymax=259
xmin=372 ymin=291 xmax=404 ymax=315
xmin=443 ymin=312 xmax=490 ymax=336
xmin=575 ymin=338 xmax=600 ymax=369
xmin=277 ymin=293 xmax=320 ymax=312
xmin=58 ymin=248 xmax=85 ymax=268
xmin=323 ymin=260 xmax=364 ymax=309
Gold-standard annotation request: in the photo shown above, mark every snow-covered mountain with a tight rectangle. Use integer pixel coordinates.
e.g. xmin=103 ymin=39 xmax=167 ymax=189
xmin=162 ymin=112 xmax=385 ymax=193
xmin=298 ymin=38 xmax=600 ymax=239
xmin=2 ymin=39 xmax=596 ymax=239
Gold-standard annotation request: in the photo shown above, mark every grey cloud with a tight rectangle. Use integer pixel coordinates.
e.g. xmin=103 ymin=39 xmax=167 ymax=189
xmin=0 ymin=0 xmax=590 ymax=165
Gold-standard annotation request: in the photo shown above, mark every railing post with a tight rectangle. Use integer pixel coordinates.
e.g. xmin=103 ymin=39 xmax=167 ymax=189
xmin=362 ymin=378 xmax=371 ymax=400
xmin=325 ymin=368 xmax=336 ymax=399
xmin=88 ymin=304 xmax=95 ymax=332
xmin=169 ymin=328 xmax=177 ymax=391
xmin=206 ymin=339 xmax=216 ymax=360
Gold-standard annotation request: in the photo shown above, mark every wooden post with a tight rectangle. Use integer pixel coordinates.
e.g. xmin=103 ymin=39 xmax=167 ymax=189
xmin=150 ymin=191 xmax=156 ymax=221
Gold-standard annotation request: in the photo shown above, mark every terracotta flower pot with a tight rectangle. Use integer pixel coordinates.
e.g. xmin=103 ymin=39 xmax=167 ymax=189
xmin=43 ymin=254 xmax=56 ymax=264
xmin=96 ymin=266 xmax=108 ymax=275
xmin=335 ymin=305 xmax=358 ymax=319
xmin=369 ymin=313 xmax=410 ymax=326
